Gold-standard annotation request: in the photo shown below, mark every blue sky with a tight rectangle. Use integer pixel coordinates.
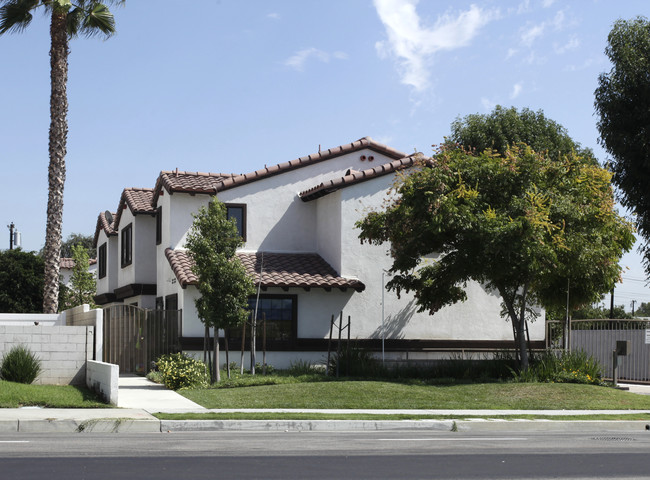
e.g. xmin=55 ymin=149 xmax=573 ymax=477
xmin=2 ymin=0 xmax=649 ymax=310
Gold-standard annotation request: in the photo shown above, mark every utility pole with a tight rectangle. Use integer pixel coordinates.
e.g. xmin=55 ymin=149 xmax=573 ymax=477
xmin=631 ymin=300 xmax=637 ymax=317
xmin=610 ymin=288 xmax=615 ymax=319
xmin=7 ymin=222 xmax=14 ymax=250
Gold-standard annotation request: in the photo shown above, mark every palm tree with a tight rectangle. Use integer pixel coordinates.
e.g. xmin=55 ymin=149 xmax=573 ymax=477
xmin=0 ymin=1 xmax=120 ymax=313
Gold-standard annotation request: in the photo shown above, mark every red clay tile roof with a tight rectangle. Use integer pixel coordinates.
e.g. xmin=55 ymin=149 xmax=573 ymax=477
xmin=214 ymin=137 xmax=407 ymax=194
xmin=93 ymin=210 xmax=117 ymax=248
xmin=113 ymin=188 xmax=155 ymax=230
xmin=152 ymin=171 xmax=237 ymax=205
xmin=165 ymin=249 xmax=365 ymax=292
xmin=60 ymin=257 xmax=98 ymax=269
xmin=299 ymin=154 xmax=424 ymax=201
xmin=151 ymin=137 xmax=407 ymax=204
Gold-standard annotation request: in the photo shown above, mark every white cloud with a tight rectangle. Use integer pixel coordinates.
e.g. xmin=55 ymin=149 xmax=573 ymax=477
xmin=554 ymin=35 xmax=579 ymax=54
xmin=481 ymin=97 xmax=496 ymax=111
xmin=284 ymin=48 xmax=347 ymax=72
xmin=542 ymin=0 xmax=556 ymax=7
xmin=373 ymin=0 xmax=497 ymax=92
xmin=521 ymin=22 xmax=545 ymax=46
xmin=267 ymin=13 xmax=281 ymax=20
xmin=510 ymin=82 xmax=523 ymax=99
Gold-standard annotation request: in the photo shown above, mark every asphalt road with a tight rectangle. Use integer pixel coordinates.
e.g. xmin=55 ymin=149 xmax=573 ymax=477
xmin=0 ymin=431 xmax=649 ymax=479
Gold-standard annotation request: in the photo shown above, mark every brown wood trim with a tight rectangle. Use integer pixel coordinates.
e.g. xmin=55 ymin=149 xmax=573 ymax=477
xmin=179 ymin=337 xmax=545 ymax=352
xmin=94 ymin=292 xmax=117 ymax=305
xmin=114 ymin=283 xmax=157 ymax=300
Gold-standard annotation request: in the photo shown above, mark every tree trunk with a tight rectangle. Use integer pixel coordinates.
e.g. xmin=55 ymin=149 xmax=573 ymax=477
xmin=498 ymin=284 xmax=530 ymax=371
xmin=43 ymin=9 xmax=69 ymax=313
xmin=213 ymin=327 xmax=220 ymax=383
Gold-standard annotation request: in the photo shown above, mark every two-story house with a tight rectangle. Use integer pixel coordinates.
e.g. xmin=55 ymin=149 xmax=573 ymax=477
xmin=93 ymin=137 xmax=545 ymax=367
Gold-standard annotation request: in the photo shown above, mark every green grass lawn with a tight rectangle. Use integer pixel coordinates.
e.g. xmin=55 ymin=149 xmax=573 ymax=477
xmin=0 ymin=380 xmax=108 ymax=408
xmin=179 ymin=380 xmax=650 ymax=411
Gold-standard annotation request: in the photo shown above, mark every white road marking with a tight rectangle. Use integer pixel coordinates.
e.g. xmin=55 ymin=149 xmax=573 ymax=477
xmin=375 ymin=437 xmax=527 ymax=441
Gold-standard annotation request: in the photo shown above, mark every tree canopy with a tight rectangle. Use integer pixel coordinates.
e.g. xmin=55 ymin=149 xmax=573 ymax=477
xmin=594 ymin=16 xmax=650 ymax=274
xmin=186 ymin=197 xmax=255 ymax=382
xmin=449 ymin=105 xmax=597 ymax=165
xmin=357 ymin=144 xmax=634 ymax=370
xmin=0 ymin=249 xmax=44 ymax=313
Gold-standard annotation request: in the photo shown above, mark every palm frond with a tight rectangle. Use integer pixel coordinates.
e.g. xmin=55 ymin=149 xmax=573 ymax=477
xmin=0 ymin=0 xmax=40 ymax=35
xmin=76 ymin=2 xmax=116 ymax=38
xmin=65 ymin=6 xmax=84 ymax=36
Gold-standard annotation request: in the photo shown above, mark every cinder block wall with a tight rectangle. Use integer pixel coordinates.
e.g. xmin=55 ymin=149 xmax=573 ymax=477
xmin=0 ymin=325 xmax=94 ymax=385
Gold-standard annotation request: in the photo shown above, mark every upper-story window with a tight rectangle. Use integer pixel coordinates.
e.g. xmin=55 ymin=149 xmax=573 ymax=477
xmin=156 ymin=206 xmax=162 ymax=246
xmin=98 ymin=243 xmax=107 ymax=279
xmin=226 ymin=204 xmax=246 ymax=241
xmin=121 ymin=223 xmax=133 ymax=268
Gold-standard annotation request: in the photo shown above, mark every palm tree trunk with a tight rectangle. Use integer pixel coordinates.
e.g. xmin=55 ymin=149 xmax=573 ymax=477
xmin=42 ymin=9 xmax=69 ymax=313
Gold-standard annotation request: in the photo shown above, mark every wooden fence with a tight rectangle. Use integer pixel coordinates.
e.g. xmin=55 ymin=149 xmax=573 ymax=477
xmin=103 ymin=305 xmax=181 ymax=374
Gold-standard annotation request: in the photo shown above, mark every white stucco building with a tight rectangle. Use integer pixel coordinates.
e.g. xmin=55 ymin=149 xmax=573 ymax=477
xmin=93 ymin=137 xmax=545 ymax=367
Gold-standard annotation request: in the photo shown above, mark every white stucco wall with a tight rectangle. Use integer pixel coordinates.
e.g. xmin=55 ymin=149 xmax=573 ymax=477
xmin=116 ymin=207 xmax=156 ymax=288
xmin=217 ymin=148 xmax=397 ymax=253
xmin=95 ymin=229 xmax=118 ymax=297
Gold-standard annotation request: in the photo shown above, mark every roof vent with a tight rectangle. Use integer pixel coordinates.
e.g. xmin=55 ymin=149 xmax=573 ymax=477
xmin=368 ymin=156 xmax=374 ymax=161
xmin=360 ymin=155 xmax=367 ymax=161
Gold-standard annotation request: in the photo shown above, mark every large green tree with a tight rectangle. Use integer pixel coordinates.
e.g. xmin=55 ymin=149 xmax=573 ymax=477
xmin=186 ymin=198 xmax=255 ymax=383
xmin=0 ymin=0 xmax=120 ymax=314
xmin=0 ymin=249 xmax=44 ymax=313
xmin=594 ymin=16 xmax=650 ymax=274
xmin=357 ymin=145 xmax=634 ymax=370
xmin=449 ymin=105 xmax=597 ymax=165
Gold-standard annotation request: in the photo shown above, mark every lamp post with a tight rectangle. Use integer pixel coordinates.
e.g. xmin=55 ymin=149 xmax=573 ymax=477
xmin=7 ymin=222 xmax=15 ymax=250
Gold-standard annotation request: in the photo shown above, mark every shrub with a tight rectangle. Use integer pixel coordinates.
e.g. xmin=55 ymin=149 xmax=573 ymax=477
xmin=328 ymin=346 xmax=386 ymax=377
xmin=288 ymin=359 xmax=315 ymax=376
xmin=154 ymin=353 xmax=209 ymax=390
xmin=512 ymin=349 xmax=603 ymax=385
xmin=1 ymin=345 xmax=42 ymax=384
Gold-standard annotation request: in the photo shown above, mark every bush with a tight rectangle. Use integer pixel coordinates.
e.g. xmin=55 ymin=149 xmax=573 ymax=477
xmin=328 ymin=346 xmax=386 ymax=377
xmin=512 ymin=349 xmax=603 ymax=385
xmin=1 ymin=345 xmax=42 ymax=384
xmin=154 ymin=353 xmax=209 ymax=390
xmin=288 ymin=359 xmax=315 ymax=376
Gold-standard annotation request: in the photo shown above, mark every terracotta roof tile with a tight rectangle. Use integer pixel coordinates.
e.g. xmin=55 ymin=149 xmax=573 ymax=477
xmin=60 ymin=257 xmax=98 ymax=269
xmin=151 ymin=137 xmax=407 ymax=203
xmin=152 ymin=171 xmax=237 ymax=205
xmin=113 ymin=188 xmax=155 ymax=229
xmin=299 ymin=154 xmax=426 ymax=201
xmin=165 ymin=249 xmax=365 ymax=292
xmin=92 ymin=210 xmax=117 ymax=248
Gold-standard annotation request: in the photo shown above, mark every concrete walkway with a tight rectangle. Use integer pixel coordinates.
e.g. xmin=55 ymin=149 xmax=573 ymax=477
xmin=117 ymin=375 xmax=205 ymax=411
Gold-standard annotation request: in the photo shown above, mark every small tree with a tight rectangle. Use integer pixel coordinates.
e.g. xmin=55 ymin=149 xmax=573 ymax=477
xmin=60 ymin=244 xmax=96 ymax=310
xmin=357 ymin=144 xmax=634 ymax=370
xmin=185 ymin=197 xmax=255 ymax=383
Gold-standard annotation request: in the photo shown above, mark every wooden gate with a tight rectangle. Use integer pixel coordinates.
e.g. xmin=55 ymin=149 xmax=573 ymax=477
xmin=103 ymin=305 xmax=182 ymax=374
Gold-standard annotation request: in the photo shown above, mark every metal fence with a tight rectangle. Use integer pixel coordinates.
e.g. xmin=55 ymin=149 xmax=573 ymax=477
xmin=103 ymin=305 xmax=182 ymax=374
xmin=547 ymin=319 xmax=650 ymax=383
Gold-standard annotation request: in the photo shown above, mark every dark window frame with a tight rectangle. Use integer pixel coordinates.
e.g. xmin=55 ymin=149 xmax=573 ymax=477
xmin=155 ymin=206 xmax=162 ymax=246
xmin=121 ymin=223 xmax=133 ymax=268
xmin=225 ymin=294 xmax=297 ymax=350
xmin=98 ymin=243 xmax=107 ymax=279
xmin=226 ymin=203 xmax=246 ymax=241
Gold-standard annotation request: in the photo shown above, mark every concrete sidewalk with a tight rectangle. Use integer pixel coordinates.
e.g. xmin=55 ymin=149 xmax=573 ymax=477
xmin=117 ymin=375 xmax=205 ymax=411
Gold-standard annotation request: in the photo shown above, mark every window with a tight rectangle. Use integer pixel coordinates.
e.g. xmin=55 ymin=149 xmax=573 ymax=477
xmin=226 ymin=204 xmax=246 ymax=241
xmin=165 ymin=294 xmax=178 ymax=311
xmin=246 ymin=295 xmax=295 ymax=342
xmin=121 ymin=223 xmax=132 ymax=268
xmin=156 ymin=206 xmax=162 ymax=245
xmin=98 ymin=243 xmax=107 ymax=279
